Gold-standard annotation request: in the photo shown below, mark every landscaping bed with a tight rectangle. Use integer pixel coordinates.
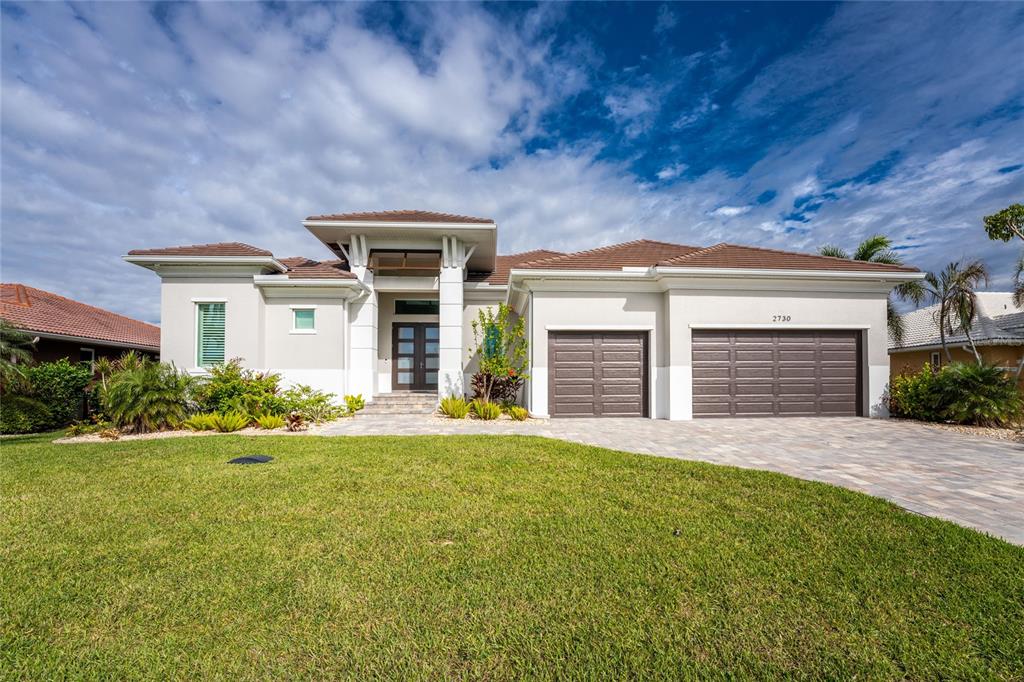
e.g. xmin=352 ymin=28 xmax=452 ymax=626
xmin=2 ymin=433 xmax=1021 ymax=679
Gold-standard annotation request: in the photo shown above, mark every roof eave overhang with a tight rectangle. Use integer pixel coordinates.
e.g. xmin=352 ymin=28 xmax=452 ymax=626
xmin=889 ymin=339 xmax=1024 ymax=353
xmin=253 ymin=275 xmax=369 ymax=293
xmin=123 ymin=255 xmax=287 ymax=273
xmin=302 ymin=220 xmax=497 ymax=273
xmin=508 ymin=266 xmax=925 ymax=283
xmin=25 ymin=329 xmax=159 ymax=353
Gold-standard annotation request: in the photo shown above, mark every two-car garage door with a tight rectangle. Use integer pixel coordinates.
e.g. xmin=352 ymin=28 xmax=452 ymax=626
xmin=691 ymin=330 xmax=861 ymax=418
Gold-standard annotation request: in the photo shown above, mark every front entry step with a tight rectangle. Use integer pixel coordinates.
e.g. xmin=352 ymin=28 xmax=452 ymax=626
xmin=361 ymin=392 xmax=438 ymax=415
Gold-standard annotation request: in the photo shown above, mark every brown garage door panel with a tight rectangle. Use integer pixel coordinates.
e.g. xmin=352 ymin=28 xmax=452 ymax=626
xmin=692 ymin=330 xmax=861 ymax=418
xmin=549 ymin=332 xmax=648 ymax=418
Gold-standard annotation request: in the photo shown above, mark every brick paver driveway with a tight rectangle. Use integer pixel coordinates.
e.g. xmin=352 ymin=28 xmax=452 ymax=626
xmin=323 ymin=415 xmax=1023 ymax=544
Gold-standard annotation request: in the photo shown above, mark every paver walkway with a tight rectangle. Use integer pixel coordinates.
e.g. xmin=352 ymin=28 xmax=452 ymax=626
xmin=323 ymin=415 xmax=1024 ymax=544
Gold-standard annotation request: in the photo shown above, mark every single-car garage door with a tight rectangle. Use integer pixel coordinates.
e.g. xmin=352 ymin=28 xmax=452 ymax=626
xmin=692 ymin=330 xmax=861 ymax=418
xmin=549 ymin=331 xmax=648 ymax=417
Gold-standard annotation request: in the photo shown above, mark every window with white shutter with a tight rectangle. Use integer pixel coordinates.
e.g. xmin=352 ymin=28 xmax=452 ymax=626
xmin=196 ymin=302 xmax=225 ymax=367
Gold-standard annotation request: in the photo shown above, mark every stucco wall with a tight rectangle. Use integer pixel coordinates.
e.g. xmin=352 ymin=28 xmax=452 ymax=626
xmin=159 ymin=276 xmax=264 ymax=370
xmin=528 ymin=289 xmax=666 ymax=418
xmin=262 ymin=296 xmax=347 ymax=396
xmin=891 ymin=345 xmax=1024 ymax=385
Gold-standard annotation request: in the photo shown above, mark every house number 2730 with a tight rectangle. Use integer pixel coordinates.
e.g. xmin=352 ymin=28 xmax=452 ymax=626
xmin=773 ymin=315 xmax=791 ymax=322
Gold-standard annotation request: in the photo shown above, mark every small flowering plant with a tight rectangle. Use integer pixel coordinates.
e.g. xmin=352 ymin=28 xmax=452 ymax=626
xmin=468 ymin=303 xmax=529 ymax=404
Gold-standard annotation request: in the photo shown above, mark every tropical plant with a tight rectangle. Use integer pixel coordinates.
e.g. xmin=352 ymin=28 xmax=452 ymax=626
xmin=211 ymin=411 xmax=249 ymax=433
xmin=937 ymin=363 xmax=1022 ymax=426
xmin=819 ymin=235 xmax=924 ymax=345
xmin=256 ymin=413 xmax=285 ymax=430
xmin=468 ymin=303 xmax=529 ymax=404
xmin=921 ymin=260 xmax=990 ymax=363
xmin=506 ymin=405 xmax=529 ymax=421
xmin=193 ymin=359 xmax=283 ymax=416
xmin=285 ymin=411 xmax=307 ymax=432
xmin=470 ymin=398 xmax=501 ymax=420
xmin=439 ymin=396 xmax=470 ymax=419
xmin=183 ymin=413 xmax=218 ymax=431
xmin=281 ymin=384 xmax=344 ymax=423
xmin=0 ymin=319 xmax=34 ymax=390
xmin=65 ymin=416 xmax=113 ymax=437
xmin=100 ymin=359 xmax=194 ymax=433
xmin=344 ymin=394 xmax=365 ymax=412
xmin=982 ymin=203 xmax=1024 ymax=307
xmin=888 ymin=362 xmax=1022 ymax=427
xmin=1 ymin=358 xmax=93 ymax=434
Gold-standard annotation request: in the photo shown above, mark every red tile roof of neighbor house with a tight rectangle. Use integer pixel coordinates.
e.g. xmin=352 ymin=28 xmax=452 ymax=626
xmin=0 ymin=283 xmax=160 ymax=350
xmin=127 ymin=242 xmax=274 ymax=257
xmin=305 ymin=210 xmax=495 ymax=224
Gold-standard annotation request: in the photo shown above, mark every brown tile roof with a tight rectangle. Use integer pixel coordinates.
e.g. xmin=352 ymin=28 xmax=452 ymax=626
xmin=658 ymin=243 xmax=920 ymax=272
xmin=278 ymin=257 xmax=355 ymax=280
xmin=126 ymin=242 xmax=274 ymax=257
xmin=0 ymin=283 xmax=160 ymax=351
xmin=467 ymin=250 xmax=565 ymax=285
xmin=516 ymin=239 xmax=703 ymax=270
xmin=305 ymin=209 xmax=494 ymax=224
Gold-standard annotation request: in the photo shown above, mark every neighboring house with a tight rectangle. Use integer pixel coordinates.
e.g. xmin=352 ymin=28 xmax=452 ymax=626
xmin=0 ymin=283 xmax=160 ymax=364
xmin=889 ymin=292 xmax=1024 ymax=380
xmin=125 ymin=210 xmax=922 ymax=419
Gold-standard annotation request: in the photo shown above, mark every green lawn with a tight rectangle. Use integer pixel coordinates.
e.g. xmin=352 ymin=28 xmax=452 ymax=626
xmin=2 ymin=433 xmax=1022 ymax=680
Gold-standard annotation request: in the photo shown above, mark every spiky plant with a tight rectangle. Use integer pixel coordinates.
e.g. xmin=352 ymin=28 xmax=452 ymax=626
xmin=0 ymin=319 xmax=35 ymax=390
xmin=100 ymin=360 xmax=194 ymax=433
xmin=819 ymin=235 xmax=924 ymax=345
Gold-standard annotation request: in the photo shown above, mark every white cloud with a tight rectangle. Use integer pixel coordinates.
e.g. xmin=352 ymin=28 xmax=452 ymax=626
xmin=709 ymin=205 xmax=752 ymax=218
xmin=656 ymin=163 xmax=688 ymax=181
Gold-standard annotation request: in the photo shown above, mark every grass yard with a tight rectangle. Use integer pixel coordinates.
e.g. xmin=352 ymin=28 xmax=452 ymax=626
xmin=2 ymin=433 xmax=1022 ymax=680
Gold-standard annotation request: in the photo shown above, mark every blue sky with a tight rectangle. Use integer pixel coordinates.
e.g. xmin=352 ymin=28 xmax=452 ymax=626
xmin=2 ymin=2 xmax=1022 ymax=322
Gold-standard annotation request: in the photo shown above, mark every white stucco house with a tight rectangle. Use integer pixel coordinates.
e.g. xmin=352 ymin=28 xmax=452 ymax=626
xmin=126 ymin=210 xmax=923 ymax=419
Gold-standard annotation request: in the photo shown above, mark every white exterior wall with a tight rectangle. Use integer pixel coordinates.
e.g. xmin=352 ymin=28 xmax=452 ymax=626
xmin=159 ymin=276 xmax=264 ymax=371
xmin=438 ymin=261 xmax=464 ymax=398
xmin=347 ymin=268 xmax=377 ymax=401
xmin=263 ymin=296 xmax=347 ymax=397
xmin=527 ymin=289 xmax=666 ymax=418
xmin=666 ymin=285 xmax=890 ymax=419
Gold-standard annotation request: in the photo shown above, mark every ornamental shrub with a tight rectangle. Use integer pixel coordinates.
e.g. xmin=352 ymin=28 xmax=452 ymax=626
xmin=256 ymin=413 xmax=285 ymax=430
xmin=281 ymin=384 xmax=344 ymax=423
xmin=100 ymin=359 xmax=194 ymax=433
xmin=507 ymin=406 xmax=529 ymax=421
xmin=212 ymin=411 xmax=249 ymax=433
xmin=471 ymin=398 xmax=501 ymax=420
xmin=0 ymin=358 xmax=92 ymax=434
xmin=345 ymin=394 xmax=365 ymax=412
xmin=183 ymin=413 xmax=218 ymax=431
xmin=193 ymin=359 xmax=283 ymax=416
xmin=888 ymin=361 xmax=1022 ymax=427
xmin=440 ymin=396 xmax=470 ymax=419
xmin=468 ymin=303 xmax=529 ymax=404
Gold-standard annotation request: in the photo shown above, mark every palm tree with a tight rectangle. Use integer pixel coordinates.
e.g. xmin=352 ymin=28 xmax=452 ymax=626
xmin=0 ymin=319 xmax=35 ymax=390
xmin=921 ymin=260 xmax=990 ymax=364
xmin=819 ymin=235 xmax=925 ymax=345
xmin=1013 ymin=253 xmax=1024 ymax=308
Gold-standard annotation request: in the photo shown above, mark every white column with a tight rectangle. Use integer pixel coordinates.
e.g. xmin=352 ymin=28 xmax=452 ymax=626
xmin=347 ymin=235 xmax=377 ymax=401
xmin=439 ymin=235 xmax=465 ymax=399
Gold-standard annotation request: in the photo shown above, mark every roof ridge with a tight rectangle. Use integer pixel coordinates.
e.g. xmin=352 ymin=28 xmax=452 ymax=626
xmin=306 ymin=209 xmax=494 ymax=224
xmin=659 ymin=242 xmax=728 ymax=265
xmin=516 ymin=238 xmax=694 ymax=268
xmin=726 ymin=242 xmax=916 ymax=271
xmin=0 ymin=283 xmax=31 ymax=307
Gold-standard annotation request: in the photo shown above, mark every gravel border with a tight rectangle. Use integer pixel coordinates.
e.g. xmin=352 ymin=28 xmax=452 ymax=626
xmin=891 ymin=419 xmax=1024 ymax=443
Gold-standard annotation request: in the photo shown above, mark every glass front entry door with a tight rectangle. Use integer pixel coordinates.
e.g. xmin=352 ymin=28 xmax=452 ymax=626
xmin=392 ymin=323 xmax=439 ymax=391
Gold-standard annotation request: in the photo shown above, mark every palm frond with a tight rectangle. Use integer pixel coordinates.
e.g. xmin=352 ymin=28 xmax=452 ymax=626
xmin=852 ymin=235 xmax=893 ymax=262
xmin=818 ymin=245 xmax=850 ymax=259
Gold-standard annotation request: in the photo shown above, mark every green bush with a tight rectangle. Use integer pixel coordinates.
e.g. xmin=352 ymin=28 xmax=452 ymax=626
xmin=471 ymin=399 xmax=501 ymax=421
xmin=65 ymin=417 xmax=113 ymax=437
xmin=183 ymin=413 xmax=218 ymax=432
xmin=281 ymin=384 xmax=344 ymax=423
xmin=507 ymin=406 xmax=529 ymax=421
xmin=193 ymin=359 xmax=283 ymax=416
xmin=0 ymin=358 xmax=92 ymax=434
xmin=439 ymin=396 xmax=470 ymax=419
xmin=212 ymin=411 xmax=249 ymax=433
xmin=1 ymin=395 xmax=52 ymax=434
xmin=256 ymin=414 xmax=285 ymax=430
xmin=100 ymin=360 xmax=194 ymax=433
xmin=344 ymin=394 xmax=365 ymax=412
xmin=888 ymin=362 xmax=1022 ymax=427
xmin=937 ymin=363 xmax=1022 ymax=426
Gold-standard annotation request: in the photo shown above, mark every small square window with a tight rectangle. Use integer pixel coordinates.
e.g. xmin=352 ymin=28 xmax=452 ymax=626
xmin=293 ymin=308 xmax=315 ymax=331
